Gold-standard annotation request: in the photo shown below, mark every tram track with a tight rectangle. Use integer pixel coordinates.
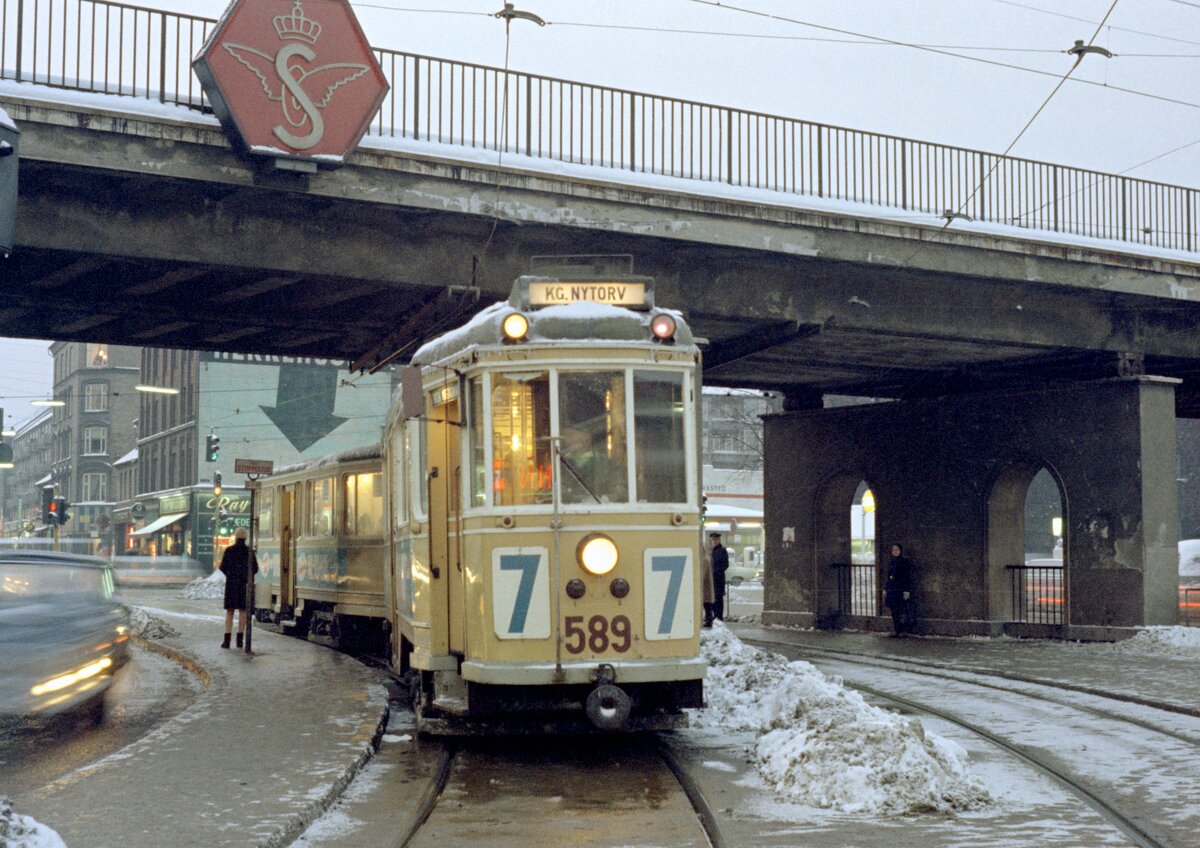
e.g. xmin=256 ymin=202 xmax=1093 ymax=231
xmin=746 ymin=637 xmax=1192 ymax=848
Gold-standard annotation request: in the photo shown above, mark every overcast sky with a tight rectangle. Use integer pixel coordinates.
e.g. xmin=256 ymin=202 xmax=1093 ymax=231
xmin=3 ymin=0 xmax=1197 ymax=426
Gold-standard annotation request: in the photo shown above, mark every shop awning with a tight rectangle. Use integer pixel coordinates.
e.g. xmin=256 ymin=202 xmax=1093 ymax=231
xmin=130 ymin=512 xmax=188 ymax=537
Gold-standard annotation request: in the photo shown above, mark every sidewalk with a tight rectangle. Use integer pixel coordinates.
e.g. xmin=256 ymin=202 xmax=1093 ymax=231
xmin=734 ymin=623 xmax=1200 ymax=715
xmin=11 ymin=590 xmax=390 ymax=848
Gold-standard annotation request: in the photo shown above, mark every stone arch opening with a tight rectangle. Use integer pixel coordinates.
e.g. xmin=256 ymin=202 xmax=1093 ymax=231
xmin=987 ymin=462 xmax=1067 ymax=624
xmin=814 ymin=473 xmax=877 ymax=624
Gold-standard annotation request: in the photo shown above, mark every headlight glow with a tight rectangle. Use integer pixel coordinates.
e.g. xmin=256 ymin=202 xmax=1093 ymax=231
xmin=31 ymin=656 xmax=113 ymax=697
xmin=650 ymin=313 xmax=676 ymax=341
xmin=502 ymin=312 xmax=529 ymax=341
xmin=577 ymin=534 xmax=619 ymax=575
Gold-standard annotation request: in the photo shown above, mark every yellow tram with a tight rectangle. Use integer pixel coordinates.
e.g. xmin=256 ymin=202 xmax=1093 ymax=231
xmin=387 ymin=274 xmax=706 ymax=731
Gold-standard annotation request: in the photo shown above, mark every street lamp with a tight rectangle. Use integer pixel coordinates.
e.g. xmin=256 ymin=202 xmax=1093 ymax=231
xmin=135 ymin=385 xmax=180 ymax=395
xmin=860 ymin=489 xmax=875 ymax=561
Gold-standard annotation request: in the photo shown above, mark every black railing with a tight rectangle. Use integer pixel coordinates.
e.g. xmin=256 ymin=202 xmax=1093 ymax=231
xmin=2 ymin=0 xmax=1197 ymax=254
xmin=835 ymin=563 xmax=878 ymax=617
xmin=1007 ymin=564 xmax=1064 ymax=626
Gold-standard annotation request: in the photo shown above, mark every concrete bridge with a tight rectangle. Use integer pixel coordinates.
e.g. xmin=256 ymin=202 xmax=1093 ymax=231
xmin=2 ymin=0 xmax=1199 ymax=635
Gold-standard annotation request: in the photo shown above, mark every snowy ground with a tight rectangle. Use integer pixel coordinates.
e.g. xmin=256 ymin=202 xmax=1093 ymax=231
xmin=690 ymin=623 xmax=990 ymax=815
xmin=126 ymin=607 xmax=180 ymax=640
xmin=0 ymin=798 xmax=67 ymax=848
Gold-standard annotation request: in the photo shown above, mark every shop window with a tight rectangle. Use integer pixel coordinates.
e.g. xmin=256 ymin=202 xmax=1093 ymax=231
xmin=345 ymin=472 xmax=384 ymax=536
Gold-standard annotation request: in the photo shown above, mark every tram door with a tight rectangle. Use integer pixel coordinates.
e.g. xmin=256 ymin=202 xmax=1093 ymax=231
xmin=280 ymin=487 xmax=297 ymax=611
xmin=428 ymin=397 xmax=466 ymax=655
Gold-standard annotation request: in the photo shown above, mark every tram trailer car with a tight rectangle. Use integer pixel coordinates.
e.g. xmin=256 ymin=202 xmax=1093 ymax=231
xmin=253 ymin=446 xmax=389 ymax=654
xmin=387 ymin=275 xmax=706 ymax=733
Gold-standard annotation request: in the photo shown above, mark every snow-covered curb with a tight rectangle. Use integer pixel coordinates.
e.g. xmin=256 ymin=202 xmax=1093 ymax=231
xmin=127 ymin=606 xmax=180 ymax=639
xmin=1098 ymin=625 xmax=1200 ymax=657
xmin=0 ymin=798 xmax=67 ymax=848
xmin=692 ymin=623 xmax=990 ymax=814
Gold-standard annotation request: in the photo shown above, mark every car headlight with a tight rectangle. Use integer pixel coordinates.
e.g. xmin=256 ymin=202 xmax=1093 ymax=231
xmin=577 ymin=534 xmax=618 ymax=576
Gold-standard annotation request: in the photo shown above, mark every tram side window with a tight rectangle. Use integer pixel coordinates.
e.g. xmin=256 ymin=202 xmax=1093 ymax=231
xmin=345 ymin=472 xmax=384 ymax=536
xmin=258 ymin=487 xmax=274 ymax=539
xmin=391 ymin=426 xmax=407 ymax=526
xmin=559 ymin=371 xmax=628 ymax=504
xmin=309 ymin=477 xmax=334 ymax=536
xmin=633 ymin=371 xmax=687 ymax=504
xmin=468 ymin=377 xmax=486 ymax=508
xmin=491 ymin=372 xmax=552 ymax=506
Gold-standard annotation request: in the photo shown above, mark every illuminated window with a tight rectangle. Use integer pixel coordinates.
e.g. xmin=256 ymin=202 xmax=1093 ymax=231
xmin=391 ymin=426 xmax=407 ymax=525
xmin=634 ymin=371 xmax=687 ymax=504
xmin=558 ymin=371 xmax=628 ymax=505
xmin=345 ymin=472 xmax=383 ymax=536
xmin=258 ymin=487 xmax=274 ymax=539
xmin=491 ymin=372 xmax=552 ymax=506
xmin=308 ymin=477 xmax=334 ymax=536
xmin=86 ymin=343 xmax=109 ymax=368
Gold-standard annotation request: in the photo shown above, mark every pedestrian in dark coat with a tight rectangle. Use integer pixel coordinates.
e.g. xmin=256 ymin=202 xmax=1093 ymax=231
xmin=220 ymin=527 xmax=259 ymax=649
xmin=709 ymin=532 xmax=729 ymax=621
xmin=884 ymin=543 xmax=915 ymax=636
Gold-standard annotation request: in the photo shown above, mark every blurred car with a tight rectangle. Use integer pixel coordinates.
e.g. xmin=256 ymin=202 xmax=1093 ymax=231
xmin=110 ymin=554 xmax=207 ymax=588
xmin=725 ymin=557 xmax=762 ymax=586
xmin=0 ymin=550 xmax=129 ymax=722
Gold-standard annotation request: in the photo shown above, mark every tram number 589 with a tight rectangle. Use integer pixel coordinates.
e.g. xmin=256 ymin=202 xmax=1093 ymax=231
xmin=564 ymin=615 xmax=631 ymax=654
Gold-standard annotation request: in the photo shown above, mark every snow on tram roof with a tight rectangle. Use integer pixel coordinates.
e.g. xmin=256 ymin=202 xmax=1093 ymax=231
xmin=271 ymin=444 xmax=381 ymax=477
xmin=413 ymin=298 xmax=693 ymax=366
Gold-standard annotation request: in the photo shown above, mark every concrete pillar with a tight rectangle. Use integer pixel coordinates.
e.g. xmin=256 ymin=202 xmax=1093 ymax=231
xmin=762 ymin=377 xmax=1180 ymax=639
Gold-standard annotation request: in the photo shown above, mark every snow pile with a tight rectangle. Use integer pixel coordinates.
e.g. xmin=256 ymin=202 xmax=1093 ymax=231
xmin=693 ymin=624 xmax=990 ymax=814
xmin=127 ymin=607 xmax=179 ymax=639
xmin=0 ymin=798 xmax=68 ymax=848
xmin=1179 ymin=539 xmax=1200 ymax=580
xmin=1106 ymin=626 xmax=1200 ymax=657
xmin=181 ymin=570 xmax=225 ymax=600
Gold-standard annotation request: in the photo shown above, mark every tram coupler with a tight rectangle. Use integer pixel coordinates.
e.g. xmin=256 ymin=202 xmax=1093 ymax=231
xmin=586 ymin=663 xmax=632 ymax=731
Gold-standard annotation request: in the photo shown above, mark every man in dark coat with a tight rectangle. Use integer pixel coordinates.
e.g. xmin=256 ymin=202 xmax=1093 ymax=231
xmin=220 ymin=527 xmax=259 ymax=649
xmin=884 ymin=543 xmax=915 ymax=636
xmin=709 ymin=532 xmax=729 ymax=621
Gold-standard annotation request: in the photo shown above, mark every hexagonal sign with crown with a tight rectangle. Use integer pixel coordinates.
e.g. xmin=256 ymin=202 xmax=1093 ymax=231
xmin=194 ymin=0 xmax=389 ymax=166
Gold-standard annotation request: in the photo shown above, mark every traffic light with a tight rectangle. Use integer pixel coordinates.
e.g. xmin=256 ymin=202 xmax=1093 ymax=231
xmin=213 ymin=471 xmax=223 ymax=498
xmin=41 ymin=488 xmax=54 ymax=525
xmin=52 ymin=496 xmax=70 ymax=526
xmin=218 ymin=509 xmax=231 ymax=536
xmin=206 ymin=433 xmax=220 ymax=463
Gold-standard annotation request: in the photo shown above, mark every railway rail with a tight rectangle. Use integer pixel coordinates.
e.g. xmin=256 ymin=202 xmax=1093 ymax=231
xmin=746 ymin=637 xmax=1200 ymax=848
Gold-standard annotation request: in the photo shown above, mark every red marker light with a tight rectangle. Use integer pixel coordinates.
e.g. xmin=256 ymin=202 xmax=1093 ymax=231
xmin=651 ymin=313 xmax=676 ymax=341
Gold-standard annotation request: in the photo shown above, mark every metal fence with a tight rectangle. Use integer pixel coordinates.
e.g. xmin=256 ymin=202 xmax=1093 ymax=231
xmin=835 ymin=563 xmax=878 ymax=618
xmin=1007 ymin=564 xmax=1064 ymax=625
xmin=2 ymin=0 xmax=1197 ymax=254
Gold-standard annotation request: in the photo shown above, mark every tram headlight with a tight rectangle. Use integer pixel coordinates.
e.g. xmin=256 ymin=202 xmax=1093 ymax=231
xmin=577 ymin=533 xmax=618 ymax=576
xmin=650 ymin=313 xmax=676 ymax=342
xmin=502 ymin=312 xmax=529 ymax=342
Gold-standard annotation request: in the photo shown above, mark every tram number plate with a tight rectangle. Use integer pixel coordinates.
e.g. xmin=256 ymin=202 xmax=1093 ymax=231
xmin=564 ymin=615 xmax=632 ymax=654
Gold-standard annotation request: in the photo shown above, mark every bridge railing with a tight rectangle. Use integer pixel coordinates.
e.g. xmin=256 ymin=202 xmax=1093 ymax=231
xmin=2 ymin=0 xmax=1196 ymax=255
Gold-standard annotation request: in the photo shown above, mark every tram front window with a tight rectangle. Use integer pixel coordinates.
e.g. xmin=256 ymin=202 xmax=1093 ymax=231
xmin=634 ymin=371 xmax=687 ymax=504
xmin=492 ymin=372 xmax=553 ymax=506
xmin=559 ymin=371 xmax=628 ymax=505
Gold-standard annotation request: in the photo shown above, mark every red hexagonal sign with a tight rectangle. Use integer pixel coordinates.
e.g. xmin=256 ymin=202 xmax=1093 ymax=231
xmin=194 ymin=0 xmax=389 ymax=165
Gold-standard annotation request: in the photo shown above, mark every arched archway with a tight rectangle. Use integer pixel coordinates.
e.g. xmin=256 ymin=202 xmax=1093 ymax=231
xmin=814 ymin=473 xmax=878 ymax=624
xmin=987 ymin=462 xmax=1067 ymax=624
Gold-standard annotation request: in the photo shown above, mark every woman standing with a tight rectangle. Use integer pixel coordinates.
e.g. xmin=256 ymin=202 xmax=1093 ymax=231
xmin=220 ymin=527 xmax=259 ymax=649
xmin=884 ymin=543 xmax=915 ymax=637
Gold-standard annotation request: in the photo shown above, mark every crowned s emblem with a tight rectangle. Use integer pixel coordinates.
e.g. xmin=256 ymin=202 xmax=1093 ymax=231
xmin=221 ymin=1 xmax=370 ymax=151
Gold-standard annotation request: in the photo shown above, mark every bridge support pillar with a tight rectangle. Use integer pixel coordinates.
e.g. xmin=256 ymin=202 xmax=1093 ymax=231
xmin=762 ymin=377 xmax=1181 ymax=639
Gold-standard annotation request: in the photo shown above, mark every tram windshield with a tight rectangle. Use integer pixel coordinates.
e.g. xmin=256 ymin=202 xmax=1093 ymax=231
xmin=559 ymin=371 xmax=628 ymax=504
xmin=483 ymin=368 xmax=690 ymax=508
